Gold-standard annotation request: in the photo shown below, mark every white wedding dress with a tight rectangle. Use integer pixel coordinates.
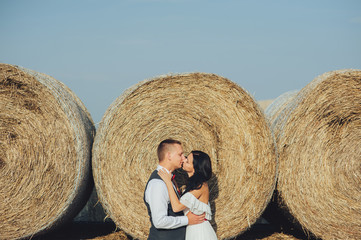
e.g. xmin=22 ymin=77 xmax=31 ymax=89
xmin=180 ymin=192 xmax=218 ymax=240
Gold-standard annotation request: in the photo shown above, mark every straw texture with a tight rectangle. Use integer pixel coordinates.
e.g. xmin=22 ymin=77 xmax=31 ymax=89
xmin=74 ymin=188 xmax=108 ymax=222
xmin=87 ymin=231 xmax=129 ymax=240
xmin=0 ymin=64 xmax=95 ymax=239
xmin=265 ymin=90 xmax=298 ymax=135
xmin=88 ymin=231 xmax=301 ymax=240
xmin=267 ymin=70 xmax=361 ymax=240
xmin=258 ymin=99 xmax=275 ymax=111
xmin=92 ymin=72 xmax=277 ymax=240
xmin=256 ymin=233 xmax=301 ymax=240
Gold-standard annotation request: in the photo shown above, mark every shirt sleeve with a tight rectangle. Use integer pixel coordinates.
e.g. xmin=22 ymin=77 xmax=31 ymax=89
xmin=145 ymin=178 xmax=188 ymax=229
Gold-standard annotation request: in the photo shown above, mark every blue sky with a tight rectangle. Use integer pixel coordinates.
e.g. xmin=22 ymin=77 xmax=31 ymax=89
xmin=1 ymin=0 xmax=360 ymax=124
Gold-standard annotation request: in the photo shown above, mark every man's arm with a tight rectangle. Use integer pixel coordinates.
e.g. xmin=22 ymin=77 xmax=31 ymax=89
xmin=158 ymin=169 xmax=187 ymax=212
xmin=145 ymin=179 xmax=188 ymax=229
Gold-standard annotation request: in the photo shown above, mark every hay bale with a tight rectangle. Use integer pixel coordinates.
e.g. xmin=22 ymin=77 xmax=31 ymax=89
xmin=73 ymin=188 xmax=109 ymax=222
xmin=0 ymin=64 xmax=95 ymax=239
xmin=268 ymin=69 xmax=361 ymax=239
xmin=257 ymin=99 xmax=275 ymax=111
xmin=92 ymin=72 xmax=277 ymax=239
xmin=265 ymin=90 xmax=298 ymax=132
xmin=256 ymin=233 xmax=301 ymax=240
xmin=87 ymin=231 xmax=129 ymax=240
xmin=263 ymin=91 xmax=300 ymax=231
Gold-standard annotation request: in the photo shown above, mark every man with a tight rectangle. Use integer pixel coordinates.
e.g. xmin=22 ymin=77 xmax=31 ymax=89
xmin=144 ymin=139 xmax=205 ymax=240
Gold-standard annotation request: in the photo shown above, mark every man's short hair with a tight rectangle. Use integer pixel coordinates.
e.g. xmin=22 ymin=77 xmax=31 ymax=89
xmin=157 ymin=139 xmax=182 ymax=161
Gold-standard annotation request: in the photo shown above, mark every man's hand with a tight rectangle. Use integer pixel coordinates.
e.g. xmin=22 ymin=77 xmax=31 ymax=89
xmin=158 ymin=169 xmax=172 ymax=184
xmin=186 ymin=211 xmax=205 ymax=225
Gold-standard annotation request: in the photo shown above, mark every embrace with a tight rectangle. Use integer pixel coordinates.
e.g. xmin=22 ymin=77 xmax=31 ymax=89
xmin=144 ymin=139 xmax=217 ymax=240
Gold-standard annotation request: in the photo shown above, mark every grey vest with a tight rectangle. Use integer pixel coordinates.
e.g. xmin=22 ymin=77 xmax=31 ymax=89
xmin=144 ymin=170 xmax=186 ymax=240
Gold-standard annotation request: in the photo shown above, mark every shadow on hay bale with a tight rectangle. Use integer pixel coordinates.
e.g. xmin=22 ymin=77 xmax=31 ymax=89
xmin=0 ymin=64 xmax=95 ymax=239
xmin=260 ymin=188 xmax=315 ymax=239
xmin=262 ymin=91 xmax=301 ymax=232
xmin=265 ymin=69 xmax=361 ymax=240
xmin=73 ymin=187 xmax=110 ymax=223
xmin=254 ymin=232 xmax=303 ymax=240
xmin=92 ymin=72 xmax=278 ymax=239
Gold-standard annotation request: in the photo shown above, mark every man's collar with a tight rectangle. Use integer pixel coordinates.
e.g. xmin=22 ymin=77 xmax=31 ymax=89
xmin=157 ymin=165 xmax=171 ymax=174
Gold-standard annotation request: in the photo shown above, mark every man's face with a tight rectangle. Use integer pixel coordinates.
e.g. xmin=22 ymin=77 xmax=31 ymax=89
xmin=169 ymin=144 xmax=186 ymax=170
xmin=182 ymin=153 xmax=194 ymax=174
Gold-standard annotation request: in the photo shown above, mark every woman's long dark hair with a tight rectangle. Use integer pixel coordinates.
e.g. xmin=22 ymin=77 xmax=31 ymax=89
xmin=183 ymin=150 xmax=212 ymax=194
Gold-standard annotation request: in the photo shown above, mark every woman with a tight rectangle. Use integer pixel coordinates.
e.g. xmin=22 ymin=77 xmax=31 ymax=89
xmin=158 ymin=150 xmax=217 ymax=240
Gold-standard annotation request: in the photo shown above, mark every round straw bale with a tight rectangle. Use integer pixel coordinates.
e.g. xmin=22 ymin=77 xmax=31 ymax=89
xmin=256 ymin=233 xmax=302 ymax=240
xmin=265 ymin=90 xmax=298 ymax=131
xmin=73 ymin=188 xmax=108 ymax=222
xmin=258 ymin=99 xmax=275 ymax=111
xmin=0 ymin=64 xmax=95 ymax=239
xmin=87 ymin=230 xmax=129 ymax=240
xmin=269 ymin=69 xmax=361 ymax=239
xmin=92 ymin=72 xmax=277 ymax=239
xmin=263 ymin=91 xmax=301 ymax=232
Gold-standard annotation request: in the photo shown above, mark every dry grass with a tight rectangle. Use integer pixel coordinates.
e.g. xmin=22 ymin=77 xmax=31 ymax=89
xmin=92 ymin=73 xmax=278 ymax=239
xmin=258 ymin=99 xmax=275 ymax=111
xmin=265 ymin=90 xmax=298 ymax=137
xmin=266 ymin=69 xmax=361 ymax=240
xmin=86 ymin=230 xmax=302 ymax=240
xmin=0 ymin=64 xmax=95 ymax=239
xmin=86 ymin=230 xmax=129 ymax=240
xmin=256 ymin=233 xmax=302 ymax=240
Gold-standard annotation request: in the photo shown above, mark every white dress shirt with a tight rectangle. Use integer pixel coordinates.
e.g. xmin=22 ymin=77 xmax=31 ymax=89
xmin=144 ymin=165 xmax=188 ymax=229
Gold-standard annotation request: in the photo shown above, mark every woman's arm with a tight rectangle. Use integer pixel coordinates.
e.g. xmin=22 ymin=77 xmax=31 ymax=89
xmin=158 ymin=169 xmax=187 ymax=212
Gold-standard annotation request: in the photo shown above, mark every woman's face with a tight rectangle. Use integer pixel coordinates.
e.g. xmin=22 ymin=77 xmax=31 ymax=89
xmin=182 ymin=153 xmax=195 ymax=175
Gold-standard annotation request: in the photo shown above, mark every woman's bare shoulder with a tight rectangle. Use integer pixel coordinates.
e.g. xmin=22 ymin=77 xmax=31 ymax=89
xmin=189 ymin=182 xmax=209 ymax=198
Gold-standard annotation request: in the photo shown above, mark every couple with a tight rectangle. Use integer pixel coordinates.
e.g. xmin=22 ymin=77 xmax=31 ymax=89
xmin=144 ymin=139 xmax=217 ymax=240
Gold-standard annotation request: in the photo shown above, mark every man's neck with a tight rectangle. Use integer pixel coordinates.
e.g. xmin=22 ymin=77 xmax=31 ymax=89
xmin=159 ymin=163 xmax=173 ymax=173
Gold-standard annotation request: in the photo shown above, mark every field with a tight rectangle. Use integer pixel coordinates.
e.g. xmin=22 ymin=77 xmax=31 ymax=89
xmin=31 ymin=220 xmax=318 ymax=240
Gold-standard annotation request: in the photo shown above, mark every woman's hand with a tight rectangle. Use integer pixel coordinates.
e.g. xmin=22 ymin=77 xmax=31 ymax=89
xmin=158 ymin=169 xmax=172 ymax=184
